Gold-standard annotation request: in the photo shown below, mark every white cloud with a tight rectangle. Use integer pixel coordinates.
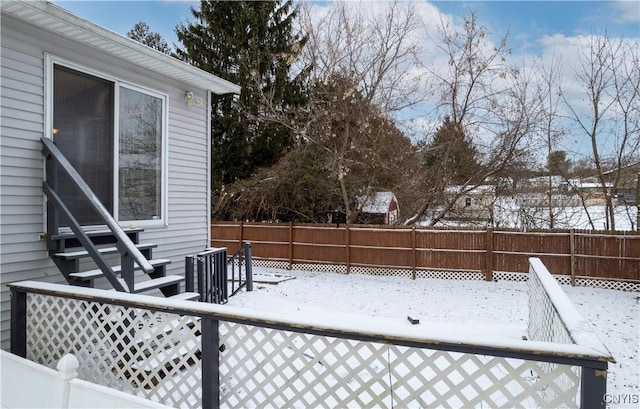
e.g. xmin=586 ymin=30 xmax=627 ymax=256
xmin=609 ymin=1 xmax=640 ymax=24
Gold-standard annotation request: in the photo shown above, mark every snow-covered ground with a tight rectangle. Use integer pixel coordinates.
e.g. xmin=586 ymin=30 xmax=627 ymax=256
xmin=424 ymin=203 xmax=638 ymax=231
xmin=228 ymin=266 xmax=639 ymax=408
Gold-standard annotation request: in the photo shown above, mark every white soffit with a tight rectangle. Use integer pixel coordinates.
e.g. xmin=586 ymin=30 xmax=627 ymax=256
xmin=1 ymin=1 xmax=240 ymax=95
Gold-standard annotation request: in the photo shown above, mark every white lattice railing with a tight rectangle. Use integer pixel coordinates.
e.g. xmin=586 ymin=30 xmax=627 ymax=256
xmin=9 ymin=273 xmax=614 ymax=409
xmin=528 ymin=258 xmax=614 ymax=351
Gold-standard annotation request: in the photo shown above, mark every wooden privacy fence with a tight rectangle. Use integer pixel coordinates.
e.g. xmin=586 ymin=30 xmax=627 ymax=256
xmin=211 ymin=222 xmax=640 ymax=285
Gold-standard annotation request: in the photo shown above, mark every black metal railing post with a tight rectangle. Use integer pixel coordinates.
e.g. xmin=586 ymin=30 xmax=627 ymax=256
xmin=244 ymin=242 xmax=253 ymax=292
xmin=201 ymin=316 xmax=220 ymax=409
xmin=10 ymin=287 xmax=27 ymax=358
xmin=197 ymin=254 xmax=206 ymax=302
xmin=580 ymin=365 xmax=608 ymax=409
xmin=185 ymin=255 xmax=195 ymax=293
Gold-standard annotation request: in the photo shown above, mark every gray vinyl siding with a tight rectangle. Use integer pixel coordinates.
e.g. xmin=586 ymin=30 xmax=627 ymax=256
xmin=0 ymin=16 xmax=211 ymax=348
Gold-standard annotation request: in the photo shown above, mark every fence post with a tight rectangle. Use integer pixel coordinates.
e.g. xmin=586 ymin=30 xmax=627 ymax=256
xmin=288 ymin=222 xmax=293 ymax=270
xmin=10 ymin=287 xmax=27 ymax=358
xmin=580 ymin=366 xmax=607 ymax=409
xmin=345 ymin=224 xmax=351 ymax=274
xmin=201 ymin=317 xmax=220 ymax=409
xmin=485 ymin=228 xmax=494 ymax=281
xmin=244 ymin=242 xmax=253 ymax=292
xmin=570 ymin=229 xmax=576 ymax=286
xmin=412 ymin=226 xmax=417 ymax=280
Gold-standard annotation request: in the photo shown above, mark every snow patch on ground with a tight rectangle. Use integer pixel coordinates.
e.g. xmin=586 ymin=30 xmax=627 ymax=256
xmin=227 ymin=266 xmax=639 ymax=408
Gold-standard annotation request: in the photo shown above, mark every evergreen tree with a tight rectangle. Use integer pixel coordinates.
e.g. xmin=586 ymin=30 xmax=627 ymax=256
xmin=126 ymin=21 xmax=171 ymax=54
xmin=175 ymin=0 xmax=308 ymax=195
xmin=547 ymin=150 xmax=571 ymax=176
xmin=423 ymin=116 xmax=480 ymax=185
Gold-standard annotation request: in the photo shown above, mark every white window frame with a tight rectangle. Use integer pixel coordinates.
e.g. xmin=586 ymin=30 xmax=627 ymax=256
xmin=45 ymin=54 xmax=169 ymax=228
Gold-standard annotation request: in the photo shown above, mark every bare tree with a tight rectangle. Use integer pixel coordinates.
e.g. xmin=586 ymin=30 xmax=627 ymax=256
xmin=563 ymin=31 xmax=640 ymax=230
xmin=406 ymin=12 xmax=541 ymax=225
xmin=537 ymin=57 xmax=569 ymax=228
xmin=294 ymin=1 xmax=422 ymax=223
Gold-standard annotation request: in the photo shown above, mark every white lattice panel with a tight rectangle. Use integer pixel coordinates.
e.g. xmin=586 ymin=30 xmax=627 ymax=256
xmin=576 ymin=277 xmax=640 ymax=292
xmin=292 ymin=263 xmax=348 ymax=274
xmin=389 ymin=347 xmax=579 ymax=408
xmin=527 ymin=271 xmax=573 ymax=345
xmin=416 ymin=269 xmax=485 ymax=281
xmin=219 ymin=322 xmax=391 ymax=408
xmin=218 ymin=322 xmax=580 ymax=408
xmin=494 ymin=271 xmax=529 ymax=282
xmin=26 ymin=294 xmax=202 ymax=408
xmin=256 ymin=259 xmax=639 ymax=291
xmin=251 ymin=259 xmax=290 ymax=269
xmin=554 ymin=275 xmax=572 ymax=285
xmin=350 ymin=266 xmax=413 ymax=278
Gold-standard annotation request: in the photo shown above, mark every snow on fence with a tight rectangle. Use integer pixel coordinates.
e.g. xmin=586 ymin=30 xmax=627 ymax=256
xmin=9 ymin=269 xmax=614 ymax=409
xmin=211 ymin=222 xmax=640 ymax=291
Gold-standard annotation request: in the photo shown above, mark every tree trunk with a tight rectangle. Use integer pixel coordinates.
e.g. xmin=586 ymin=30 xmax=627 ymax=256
xmin=636 ymin=173 xmax=640 ymax=231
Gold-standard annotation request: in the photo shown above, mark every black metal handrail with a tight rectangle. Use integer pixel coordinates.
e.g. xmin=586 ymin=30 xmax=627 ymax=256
xmin=42 ymin=137 xmax=153 ymax=292
xmin=229 ymin=242 xmax=253 ymax=296
xmin=185 ymin=243 xmax=253 ymax=304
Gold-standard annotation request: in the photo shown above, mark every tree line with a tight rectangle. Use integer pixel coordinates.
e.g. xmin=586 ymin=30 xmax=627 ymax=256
xmin=127 ymin=1 xmax=640 ymax=230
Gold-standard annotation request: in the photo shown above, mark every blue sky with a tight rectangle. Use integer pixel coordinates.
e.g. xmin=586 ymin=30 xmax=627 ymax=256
xmin=54 ymin=1 xmax=640 ymax=54
xmin=52 ymin=0 xmax=639 ymax=158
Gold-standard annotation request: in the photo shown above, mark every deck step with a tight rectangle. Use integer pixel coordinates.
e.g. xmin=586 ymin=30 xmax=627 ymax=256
xmin=54 ymin=243 xmax=157 ymax=260
xmin=133 ymin=275 xmax=184 ymax=294
xmin=68 ymin=259 xmax=171 ymax=281
xmin=168 ymin=292 xmax=200 ymax=301
xmin=50 ymin=227 xmax=144 ymax=241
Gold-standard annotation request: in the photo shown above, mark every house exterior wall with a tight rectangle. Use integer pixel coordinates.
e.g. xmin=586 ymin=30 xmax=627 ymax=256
xmin=445 ymin=191 xmax=495 ymax=221
xmin=0 ymin=16 xmax=211 ymax=348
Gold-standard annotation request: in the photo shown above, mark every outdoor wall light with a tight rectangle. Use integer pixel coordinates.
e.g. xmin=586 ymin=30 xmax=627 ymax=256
xmin=185 ymin=91 xmax=202 ymax=106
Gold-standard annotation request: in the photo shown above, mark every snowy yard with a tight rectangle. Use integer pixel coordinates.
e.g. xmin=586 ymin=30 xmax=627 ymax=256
xmin=228 ymin=266 xmax=639 ymax=408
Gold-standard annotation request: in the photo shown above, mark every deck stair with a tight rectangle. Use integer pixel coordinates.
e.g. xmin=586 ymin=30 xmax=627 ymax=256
xmin=42 ymin=137 xmax=199 ymax=301
xmin=48 ymin=228 xmax=198 ymax=300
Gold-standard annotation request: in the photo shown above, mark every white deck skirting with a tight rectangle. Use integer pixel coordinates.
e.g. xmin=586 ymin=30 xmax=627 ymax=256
xmin=0 ymin=350 xmax=173 ymax=408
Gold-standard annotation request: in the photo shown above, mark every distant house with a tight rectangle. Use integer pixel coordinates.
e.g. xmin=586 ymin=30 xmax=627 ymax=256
xmin=358 ymin=191 xmax=399 ymax=224
xmin=443 ymin=185 xmax=495 ymax=222
xmin=602 ymin=162 xmax=640 ymax=204
xmin=0 ymin=1 xmax=239 ymax=348
xmin=565 ymin=179 xmax=613 ymax=206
